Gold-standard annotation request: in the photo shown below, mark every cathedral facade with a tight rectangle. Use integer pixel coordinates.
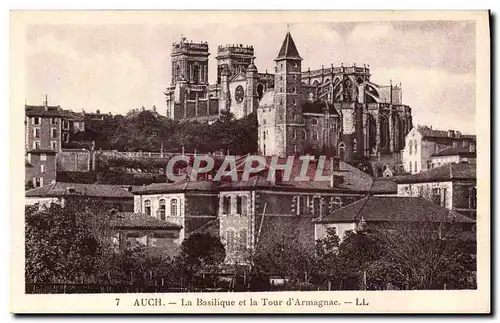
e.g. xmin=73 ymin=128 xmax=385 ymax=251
xmin=165 ymin=31 xmax=413 ymax=167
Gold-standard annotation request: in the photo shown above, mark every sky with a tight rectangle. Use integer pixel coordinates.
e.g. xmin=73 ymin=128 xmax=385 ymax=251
xmin=24 ymin=20 xmax=476 ymax=134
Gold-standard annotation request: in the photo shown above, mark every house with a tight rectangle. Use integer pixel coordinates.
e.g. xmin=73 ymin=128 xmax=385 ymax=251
xmin=314 ymin=196 xmax=475 ymax=242
xmin=129 ymin=155 xmax=384 ymax=263
xmin=109 ymin=210 xmax=183 ymax=253
xmin=430 ymin=147 xmax=476 ymax=169
xmin=402 ymin=126 xmax=476 ymax=174
xmin=25 ymin=182 xmax=135 ymax=212
xmin=395 ymin=163 xmax=476 ymax=219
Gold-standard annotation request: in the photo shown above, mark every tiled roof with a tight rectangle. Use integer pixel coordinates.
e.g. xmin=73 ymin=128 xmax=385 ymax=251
xmin=132 ymin=179 xmax=218 ymax=194
xmin=431 ymin=146 xmax=476 ymax=157
xmin=25 ymin=105 xmax=84 ymax=120
xmin=316 ymin=196 xmax=474 ymax=224
xmin=275 ymin=31 xmax=302 ymax=61
xmin=111 ymin=212 xmax=182 ymax=230
xmin=395 ymin=163 xmax=476 ymax=184
xmin=371 ymin=177 xmax=398 ymax=194
xmin=25 ymin=182 xmax=134 ymax=198
xmin=417 ymin=126 xmax=475 ymax=140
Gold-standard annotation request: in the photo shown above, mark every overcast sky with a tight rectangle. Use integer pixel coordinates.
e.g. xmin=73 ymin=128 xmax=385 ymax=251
xmin=25 ymin=20 xmax=476 ymax=134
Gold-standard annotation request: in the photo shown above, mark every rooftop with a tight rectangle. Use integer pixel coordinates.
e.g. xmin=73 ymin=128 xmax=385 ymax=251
xmin=395 ymin=162 xmax=476 ymax=184
xmin=417 ymin=126 xmax=475 ymax=141
xmin=25 ymin=182 xmax=135 ymax=198
xmin=275 ymin=31 xmax=302 ymax=61
xmin=110 ymin=212 xmax=182 ymax=230
xmin=316 ymin=196 xmax=475 ymax=224
xmin=431 ymin=146 xmax=476 ymax=157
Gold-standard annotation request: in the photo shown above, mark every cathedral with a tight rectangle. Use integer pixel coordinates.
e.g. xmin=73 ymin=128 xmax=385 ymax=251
xmin=165 ymin=30 xmax=413 ymax=169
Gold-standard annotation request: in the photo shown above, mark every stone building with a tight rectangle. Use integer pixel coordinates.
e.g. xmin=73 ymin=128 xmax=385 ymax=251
xmin=128 ymin=156 xmax=391 ymax=263
xmin=395 ymin=162 xmax=477 ymax=219
xmin=165 ymin=30 xmax=413 ymax=168
xmin=402 ymin=126 xmax=476 ymax=174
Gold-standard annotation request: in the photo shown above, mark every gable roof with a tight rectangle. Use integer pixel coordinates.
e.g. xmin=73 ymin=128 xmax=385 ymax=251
xmin=258 ymin=90 xmax=275 ymax=108
xmin=316 ymin=196 xmax=474 ymax=224
xmin=25 ymin=182 xmax=134 ymax=198
xmin=110 ymin=212 xmax=182 ymax=230
xmin=395 ymin=162 xmax=476 ymax=184
xmin=275 ymin=31 xmax=302 ymax=61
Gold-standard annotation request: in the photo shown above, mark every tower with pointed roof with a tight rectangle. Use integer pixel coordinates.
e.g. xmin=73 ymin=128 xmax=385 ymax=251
xmin=272 ymin=30 xmax=305 ymax=157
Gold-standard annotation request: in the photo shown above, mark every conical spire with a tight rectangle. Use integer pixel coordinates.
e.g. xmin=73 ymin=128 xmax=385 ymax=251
xmin=275 ymin=31 xmax=302 ymax=61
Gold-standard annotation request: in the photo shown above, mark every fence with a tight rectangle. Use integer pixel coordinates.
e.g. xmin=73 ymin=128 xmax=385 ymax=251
xmin=25 ymin=283 xmax=229 ymax=294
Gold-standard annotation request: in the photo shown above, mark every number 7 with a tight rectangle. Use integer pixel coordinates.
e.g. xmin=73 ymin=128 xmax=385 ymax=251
xmin=116 ymin=298 xmax=120 ymax=306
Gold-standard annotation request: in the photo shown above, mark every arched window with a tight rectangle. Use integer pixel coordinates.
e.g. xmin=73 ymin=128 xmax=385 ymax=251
xmin=302 ymin=129 xmax=307 ymax=140
xmin=257 ymin=83 xmax=265 ymax=100
xmin=171 ymin=199 xmax=178 ymax=217
xmin=311 ymin=118 xmax=319 ymax=126
xmin=338 ymin=142 xmax=346 ymax=160
xmin=158 ymin=199 xmax=166 ymax=220
xmin=144 ymin=199 xmax=151 ymax=216
xmin=292 ymin=129 xmax=297 ymax=140
xmin=312 ymin=130 xmax=318 ymax=140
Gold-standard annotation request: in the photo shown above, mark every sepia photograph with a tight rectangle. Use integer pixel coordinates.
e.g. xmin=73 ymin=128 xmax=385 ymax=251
xmin=10 ymin=10 xmax=490 ymax=314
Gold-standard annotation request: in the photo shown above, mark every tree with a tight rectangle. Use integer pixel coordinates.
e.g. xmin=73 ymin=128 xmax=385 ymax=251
xmin=375 ymin=220 xmax=476 ymax=290
xmin=25 ymin=199 xmax=112 ymax=284
xmin=175 ymin=233 xmax=226 ymax=288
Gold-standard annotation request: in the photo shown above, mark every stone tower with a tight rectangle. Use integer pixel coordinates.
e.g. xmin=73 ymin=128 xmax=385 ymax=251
xmin=245 ymin=58 xmax=258 ymax=115
xmin=216 ymin=44 xmax=255 ymax=84
xmin=273 ymin=30 xmax=304 ymax=157
xmin=219 ymin=65 xmax=231 ymax=112
xmin=170 ymin=36 xmax=210 ymax=86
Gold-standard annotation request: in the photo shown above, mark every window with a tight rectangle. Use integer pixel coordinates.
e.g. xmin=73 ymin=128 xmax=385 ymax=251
xmin=34 ymin=177 xmax=41 ymax=187
xmin=427 ymin=160 xmax=432 ymax=170
xmin=236 ymin=196 xmax=242 ymax=215
xmin=302 ymin=129 xmax=307 ymax=140
xmin=414 ymin=161 xmax=418 ymax=173
xmin=51 ymin=141 xmax=57 ymax=150
xmin=300 ymin=196 xmax=311 ymax=215
xmin=63 ymin=121 xmax=69 ymax=130
xmin=292 ymin=129 xmax=297 ymax=139
xmin=414 ymin=142 xmax=418 ymax=154
xmin=144 ymin=200 xmax=151 ymax=216
xmin=40 ymin=165 xmax=45 ymax=173
xmin=63 ymin=133 xmax=69 ymax=143
xmin=33 ymin=141 xmax=40 ymax=150
xmin=409 ymin=162 xmax=412 ymax=173
xmin=40 ymin=153 xmax=47 ymax=161
xmin=171 ymin=199 xmax=178 ymax=217
xmin=34 ymin=128 xmax=40 ymax=138
xmin=293 ymin=145 xmax=298 ymax=154
xmin=312 ymin=130 xmax=318 ymax=141
xmin=50 ymin=117 xmax=56 ymax=125
xmin=431 ymin=188 xmax=444 ymax=207
xmin=312 ymin=197 xmax=321 ymax=216
xmin=409 ymin=141 xmax=413 ymax=155
xmin=311 ymin=118 xmax=319 ymax=126
xmin=239 ymin=229 xmax=247 ymax=251
xmin=158 ymin=199 xmax=166 ymax=220
xmin=51 ymin=129 xmax=57 ymax=139
xmin=222 ymin=196 xmax=230 ymax=215
xmin=293 ymin=99 xmax=297 ymax=106
xmin=263 ymin=131 xmax=266 ymax=140
xmin=33 ymin=117 xmax=40 ymax=125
